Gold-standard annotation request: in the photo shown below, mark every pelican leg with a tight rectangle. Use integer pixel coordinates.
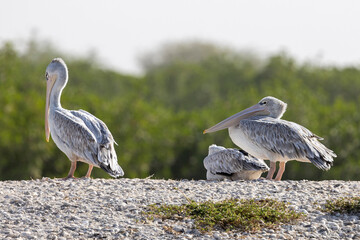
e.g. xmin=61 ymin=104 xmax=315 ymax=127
xmin=266 ymin=161 xmax=277 ymax=180
xmin=85 ymin=164 xmax=94 ymax=178
xmin=64 ymin=161 xmax=77 ymax=179
xmin=274 ymin=162 xmax=286 ymax=181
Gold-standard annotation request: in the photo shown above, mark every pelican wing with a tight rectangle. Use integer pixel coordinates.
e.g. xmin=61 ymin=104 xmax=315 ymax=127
xmin=70 ymin=109 xmax=124 ymax=177
xmin=204 ymin=148 xmax=268 ymax=176
xmin=239 ymin=118 xmax=336 ymax=170
xmin=71 ymin=109 xmax=116 ymax=145
xmin=52 ymin=109 xmax=98 ymax=165
xmin=237 ymin=149 xmax=270 ymax=171
xmin=53 ymin=109 xmax=124 ymax=177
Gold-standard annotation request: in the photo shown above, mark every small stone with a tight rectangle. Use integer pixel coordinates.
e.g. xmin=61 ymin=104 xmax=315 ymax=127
xmin=328 ymin=222 xmax=340 ymax=231
xmin=190 ymin=228 xmax=201 ymax=235
xmin=299 ymin=209 xmax=308 ymax=215
xmin=318 ymin=224 xmax=329 ymax=234
xmin=213 ymin=233 xmax=221 ymax=240
xmin=21 ymin=231 xmax=34 ymax=239
xmin=81 ymin=220 xmax=89 ymax=227
xmin=172 ymin=225 xmax=184 ymax=233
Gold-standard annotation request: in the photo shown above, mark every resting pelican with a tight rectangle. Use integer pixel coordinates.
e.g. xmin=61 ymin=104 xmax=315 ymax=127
xmin=45 ymin=58 xmax=124 ymax=179
xmin=203 ymin=96 xmax=336 ymax=181
xmin=204 ymin=144 xmax=269 ymax=181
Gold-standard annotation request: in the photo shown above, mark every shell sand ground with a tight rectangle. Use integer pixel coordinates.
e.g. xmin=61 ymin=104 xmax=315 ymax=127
xmin=0 ymin=178 xmax=359 ymax=239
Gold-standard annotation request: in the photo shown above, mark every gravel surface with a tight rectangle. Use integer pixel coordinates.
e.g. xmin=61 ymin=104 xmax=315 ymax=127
xmin=0 ymin=178 xmax=359 ymax=239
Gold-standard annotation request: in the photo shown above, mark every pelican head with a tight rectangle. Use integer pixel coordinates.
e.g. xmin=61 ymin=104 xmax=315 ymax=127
xmin=258 ymin=96 xmax=287 ymax=119
xmin=45 ymin=58 xmax=68 ymax=142
xmin=203 ymin=96 xmax=287 ymax=134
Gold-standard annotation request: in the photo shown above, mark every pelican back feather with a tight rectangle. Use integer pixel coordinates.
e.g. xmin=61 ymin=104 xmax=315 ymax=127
xmin=70 ymin=110 xmax=124 ymax=177
xmin=50 ymin=109 xmax=124 ymax=177
xmin=204 ymin=147 xmax=269 ymax=176
xmin=239 ymin=117 xmax=337 ymax=171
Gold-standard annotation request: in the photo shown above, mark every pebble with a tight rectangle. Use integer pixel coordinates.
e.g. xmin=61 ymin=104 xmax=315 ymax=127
xmin=0 ymin=179 xmax=358 ymax=239
xmin=328 ymin=222 xmax=340 ymax=231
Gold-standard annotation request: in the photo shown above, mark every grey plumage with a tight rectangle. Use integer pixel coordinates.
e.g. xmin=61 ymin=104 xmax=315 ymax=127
xmin=51 ymin=109 xmax=123 ymax=177
xmin=45 ymin=58 xmax=124 ymax=178
xmin=236 ymin=117 xmax=336 ymax=171
xmin=204 ymin=144 xmax=269 ymax=180
xmin=204 ymin=96 xmax=337 ymax=181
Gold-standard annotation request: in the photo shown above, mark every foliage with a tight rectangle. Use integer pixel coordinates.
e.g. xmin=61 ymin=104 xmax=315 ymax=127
xmin=0 ymin=39 xmax=359 ymax=180
xmin=323 ymin=197 xmax=360 ymax=215
xmin=145 ymin=198 xmax=304 ymax=233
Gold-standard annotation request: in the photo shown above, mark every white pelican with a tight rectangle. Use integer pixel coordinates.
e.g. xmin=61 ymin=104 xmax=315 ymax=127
xmin=45 ymin=58 xmax=124 ymax=179
xmin=203 ymin=96 xmax=336 ymax=181
xmin=204 ymin=144 xmax=269 ymax=181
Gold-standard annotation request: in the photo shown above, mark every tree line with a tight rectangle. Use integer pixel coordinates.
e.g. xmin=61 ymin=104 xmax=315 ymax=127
xmin=0 ymin=40 xmax=359 ymax=180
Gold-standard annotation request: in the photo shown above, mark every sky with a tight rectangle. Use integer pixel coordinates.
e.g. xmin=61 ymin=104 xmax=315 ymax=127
xmin=0 ymin=0 xmax=359 ymax=75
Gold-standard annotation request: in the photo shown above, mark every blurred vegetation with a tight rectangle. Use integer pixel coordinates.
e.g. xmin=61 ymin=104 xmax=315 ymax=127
xmin=0 ymin=39 xmax=359 ymax=180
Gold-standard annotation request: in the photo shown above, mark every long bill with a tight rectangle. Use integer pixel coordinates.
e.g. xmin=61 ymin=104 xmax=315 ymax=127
xmin=203 ymin=104 xmax=269 ymax=134
xmin=45 ymin=77 xmax=55 ymax=142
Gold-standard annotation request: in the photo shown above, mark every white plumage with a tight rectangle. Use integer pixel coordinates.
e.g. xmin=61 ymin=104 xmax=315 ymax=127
xmin=204 ymin=144 xmax=269 ymax=180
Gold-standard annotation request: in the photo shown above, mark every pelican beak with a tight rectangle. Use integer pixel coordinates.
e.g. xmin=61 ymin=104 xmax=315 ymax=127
xmin=203 ymin=103 xmax=269 ymax=134
xmin=45 ymin=75 xmax=56 ymax=142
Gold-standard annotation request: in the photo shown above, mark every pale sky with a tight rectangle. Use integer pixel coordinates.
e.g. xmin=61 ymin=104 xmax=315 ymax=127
xmin=1 ymin=0 xmax=359 ymax=74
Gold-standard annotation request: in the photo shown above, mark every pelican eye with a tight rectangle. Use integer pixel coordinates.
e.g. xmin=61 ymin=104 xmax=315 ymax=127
xmin=260 ymin=101 xmax=267 ymax=105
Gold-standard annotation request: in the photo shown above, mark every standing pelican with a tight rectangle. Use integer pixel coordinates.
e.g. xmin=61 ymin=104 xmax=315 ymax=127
xmin=203 ymin=96 xmax=336 ymax=181
xmin=204 ymin=144 xmax=269 ymax=181
xmin=45 ymin=58 xmax=124 ymax=179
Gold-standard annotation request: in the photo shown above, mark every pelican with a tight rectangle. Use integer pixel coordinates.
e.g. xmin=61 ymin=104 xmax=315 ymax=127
xmin=204 ymin=144 xmax=269 ymax=181
xmin=203 ymin=96 xmax=336 ymax=181
xmin=45 ymin=58 xmax=124 ymax=179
